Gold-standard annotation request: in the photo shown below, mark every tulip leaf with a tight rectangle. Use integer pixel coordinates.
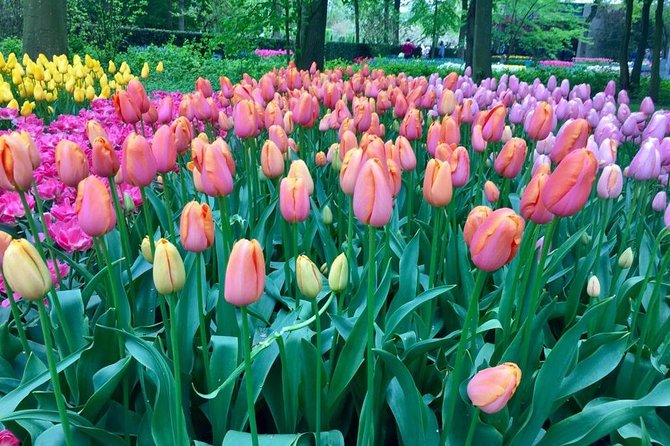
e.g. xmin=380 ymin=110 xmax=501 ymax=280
xmin=209 ymin=335 xmax=238 ymax=445
xmin=222 ymin=430 xmax=344 ymax=446
xmin=80 ymin=356 xmax=132 ymax=421
xmin=388 ymin=233 xmax=420 ymax=315
xmin=384 ymin=285 xmax=452 ymax=337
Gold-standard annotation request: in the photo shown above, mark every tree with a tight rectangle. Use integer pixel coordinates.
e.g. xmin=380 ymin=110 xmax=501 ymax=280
xmin=296 ymin=0 xmax=328 ymax=70
xmin=620 ymin=0 xmax=634 ymax=90
xmin=23 ymin=0 xmax=68 ymax=57
xmin=631 ymin=0 xmax=653 ymax=87
xmin=405 ymin=0 xmax=459 ymax=56
xmin=649 ymin=0 xmax=664 ymax=99
xmin=472 ymin=0 xmax=492 ymax=80
xmin=465 ymin=0 xmax=476 ymax=68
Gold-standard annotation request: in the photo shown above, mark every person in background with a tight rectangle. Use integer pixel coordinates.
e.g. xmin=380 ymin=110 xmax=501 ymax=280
xmin=402 ymin=39 xmax=416 ymax=59
xmin=438 ymin=41 xmax=446 ymax=58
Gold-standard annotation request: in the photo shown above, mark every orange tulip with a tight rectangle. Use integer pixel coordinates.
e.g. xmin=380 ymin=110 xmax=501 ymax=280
xmin=423 ymin=159 xmax=453 ymax=207
xmin=467 ymin=208 xmax=525 ymax=271
xmin=399 ymin=108 xmax=423 ymax=141
xmin=90 ymin=137 xmax=119 ymax=178
xmin=180 ymin=201 xmax=215 ymax=252
xmin=481 ymin=104 xmax=507 ymax=142
xmin=520 ymin=172 xmax=554 ymax=224
xmin=438 ymin=89 xmax=456 ymax=116
xmin=542 ymin=148 xmax=597 ymax=217
xmin=484 ymin=181 xmax=500 ymax=204
xmin=121 ymin=133 xmax=157 ymax=187
xmin=76 ymin=175 xmax=116 ymax=237
xmin=467 ymin=363 xmax=522 ymax=414
xmin=441 ymin=116 xmax=460 ymax=145
xmin=353 ymin=158 xmax=393 ymax=227
xmin=225 ymin=239 xmax=266 ymax=306
xmin=494 ymin=137 xmax=527 ymax=179
xmin=463 ymin=206 xmax=493 ymax=247
xmin=233 ymin=99 xmax=259 ymax=139
xmin=0 ymin=133 xmax=35 ymax=191
xmin=112 ymin=90 xmax=141 ymax=124
xmin=261 ymin=140 xmax=284 ymax=179
xmin=525 ymin=102 xmax=554 ymax=141
xmin=86 ymin=120 xmax=108 ymax=145
xmin=151 ymin=125 xmax=177 ymax=174
xmin=191 ymin=139 xmax=234 ymax=197
xmin=387 ymin=159 xmax=402 ymax=196
xmin=55 ymin=140 xmax=89 ymax=187
xmin=127 ymin=79 xmax=151 ymax=114
xmin=280 ymin=176 xmax=310 ymax=223
xmin=550 ymin=118 xmax=590 ymax=164
xmin=171 ymin=116 xmax=193 ymax=154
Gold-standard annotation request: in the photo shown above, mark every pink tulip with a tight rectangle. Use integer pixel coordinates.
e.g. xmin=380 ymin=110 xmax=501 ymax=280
xmin=467 ymin=363 xmax=522 ymax=414
xmin=280 ymin=176 xmax=310 ymax=223
xmin=353 ymin=158 xmax=393 ymax=227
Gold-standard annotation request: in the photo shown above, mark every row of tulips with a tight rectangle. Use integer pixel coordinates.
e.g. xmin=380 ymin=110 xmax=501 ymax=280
xmin=0 ymin=60 xmax=669 ymax=446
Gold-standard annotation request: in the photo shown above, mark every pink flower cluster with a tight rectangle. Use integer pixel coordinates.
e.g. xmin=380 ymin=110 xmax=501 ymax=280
xmin=255 ymin=48 xmax=292 ymax=58
xmin=539 ymin=60 xmax=575 ymax=68
xmin=573 ymin=57 xmax=614 ymax=64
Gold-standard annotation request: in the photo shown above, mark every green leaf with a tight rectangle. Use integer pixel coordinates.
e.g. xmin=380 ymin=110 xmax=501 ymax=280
xmin=80 ymin=356 xmax=132 ymax=420
xmin=210 ymin=335 xmax=238 ymax=446
xmin=384 ymin=285 xmax=452 ymax=336
xmin=222 ymin=430 xmax=344 ymax=446
xmin=388 ymin=233 xmax=420 ymax=315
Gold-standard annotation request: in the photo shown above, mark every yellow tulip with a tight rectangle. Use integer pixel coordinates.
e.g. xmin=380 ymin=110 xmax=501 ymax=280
xmin=2 ymin=239 xmax=52 ymax=301
xmin=85 ymin=85 xmax=95 ymax=101
xmin=0 ymin=54 xmax=5 ymax=70
xmin=156 ymin=61 xmax=164 ymax=73
xmin=20 ymin=101 xmax=34 ymax=116
xmin=328 ymin=253 xmax=349 ymax=292
xmin=100 ymin=85 xmax=111 ymax=99
xmin=6 ymin=99 xmax=18 ymax=109
xmin=33 ymin=83 xmax=45 ymax=101
xmin=108 ymin=60 xmax=116 ymax=73
xmin=296 ymin=255 xmax=323 ymax=299
xmin=153 ymin=239 xmax=186 ymax=294
xmin=141 ymin=62 xmax=149 ymax=79
xmin=73 ymin=87 xmax=85 ymax=103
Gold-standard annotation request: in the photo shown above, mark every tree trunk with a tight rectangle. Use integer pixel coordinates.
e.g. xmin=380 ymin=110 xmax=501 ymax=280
xmin=178 ymin=0 xmax=185 ymax=31
xmin=649 ymin=0 xmax=664 ymax=100
xmin=295 ymin=0 xmax=303 ymax=59
xmin=394 ymin=0 xmax=401 ymax=44
xmin=465 ymin=0 xmax=476 ymax=68
xmin=458 ymin=0 xmax=469 ymax=58
xmin=354 ymin=0 xmax=360 ymax=43
xmin=631 ymin=0 xmax=653 ymax=87
xmin=23 ymin=0 xmax=68 ymax=58
xmin=472 ymin=0 xmax=491 ymax=81
xmin=285 ymin=0 xmax=291 ymax=65
xmin=619 ymin=0 xmax=634 ymax=91
xmin=297 ymin=0 xmax=328 ymax=70
xmin=384 ymin=0 xmax=390 ymax=44
xmin=431 ymin=0 xmax=439 ymax=58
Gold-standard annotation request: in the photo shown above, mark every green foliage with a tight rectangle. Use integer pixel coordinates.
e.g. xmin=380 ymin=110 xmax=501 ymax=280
xmin=0 ymin=37 xmax=22 ymax=56
xmin=0 ymin=0 xmax=21 ymax=39
xmin=405 ymin=0 xmax=460 ymax=48
xmin=209 ymin=0 xmax=278 ymax=58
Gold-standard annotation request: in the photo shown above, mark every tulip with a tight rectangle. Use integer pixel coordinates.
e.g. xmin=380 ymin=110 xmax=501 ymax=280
xmin=280 ymin=176 xmax=310 ymax=223
xmin=543 ymin=149 xmax=598 ymax=217
xmin=353 ymin=158 xmax=393 ymax=227
xmin=121 ymin=133 xmax=157 ymax=187
xmin=423 ymin=159 xmax=453 ymax=207
xmin=268 ymin=124 xmax=289 ymax=153
xmin=481 ymin=104 xmax=506 ymax=142
xmin=0 ymin=429 xmax=19 ymax=446
xmin=233 ymin=100 xmax=259 ymax=139
xmin=472 ymin=124 xmax=487 ymax=153
xmin=328 ymin=253 xmax=349 ymax=292
xmin=153 ymin=239 xmax=186 ymax=295
xmin=76 ymin=176 xmax=117 ymax=237
xmin=399 ymin=108 xmax=422 ymax=141
xmin=426 ymin=120 xmax=442 ymax=156
xmin=141 ymin=236 xmax=153 ymax=263
xmin=171 ymin=116 xmax=193 ymax=154
xmin=315 ymin=151 xmax=327 ymax=167
xmin=438 ymin=89 xmax=456 ymax=115
xmin=628 ymin=139 xmax=661 ymax=180
xmin=0 ymin=133 xmax=35 ymax=191
xmin=587 ymin=276 xmax=601 ymax=298
xmin=467 ymin=208 xmax=525 ymax=271
xmin=550 ymin=118 xmax=590 ymax=164
xmin=321 ymin=205 xmax=333 ymax=225
xmin=484 ymin=181 xmax=500 ymax=204
xmin=494 ymin=137 xmax=527 ymax=179
xmin=467 ymin=363 xmax=522 ymax=414
xmin=91 ymin=137 xmax=120 ymax=177
xmin=450 ymin=146 xmax=471 ymax=187
xmin=520 ymin=172 xmax=554 ymax=224
xmin=340 ymin=148 xmax=364 ymax=195
xmin=55 ymin=140 xmax=89 ymax=187
xmin=288 ymin=160 xmax=314 ymax=194
xmin=339 ymin=130 xmax=358 ymax=161
xmin=296 ymin=255 xmax=323 ymax=299
xmin=225 ymin=239 xmax=266 ymax=306
xmin=156 ymin=96 xmax=173 ymax=124
xmin=127 ymin=79 xmax=151 ymax=114
xmin=180 ymin=201 xmax=215 ymax=252
xmin=2 ymin=239 xmax=52 ymax=300
xmin=294 ymin=92 xmax=317 ymax=127
xmin=463 ymin=206 xmax=493 ymax=246
xmin=665 ymin=203 xmax=670 ymax=228
xmin=441 ymin=116 xmax=460 ymax=145
xmin=151 ymin=125 xmax=178 ymax=173
xmin=652 ymin=191 xmax=667 ymax=212
xmin=196 ymin=77 xmax=213 ymax=98
xmin=0 ymin=231 xmax=12 ymax=267
xmin=86 ymin=120 xmax=108 ymax=144
xmin=524 ymin=102 xmax=554 ymax=141
xmin=261 ymin=140 xmax=284 ymax=179
xmin=112 ymin=90 xmax=141 ymax=124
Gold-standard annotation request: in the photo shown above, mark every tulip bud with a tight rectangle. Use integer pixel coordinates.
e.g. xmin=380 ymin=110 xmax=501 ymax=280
xmin=652 ymin=191 xmax=667 ymax=212
xmin=0 ymin=231 xmax=13 ymax=267
xmin=322 ymin=205 xmax=333 ymax=225
xmin=122 ymin=192 xmax=136 ymax=213
xmin=587 ymin=275 xmax=600 ymax=298
xmin=141 ymin=236 xmax=153 ymax=263
xmin=467 ymin=363 xmax=522 ymax=414
xmin=484 ymin=181 xmax=500 ymax=204
xmin=328 ymin=253 xmax=349 ymax=292
xmin=423 ymin=158 xmax=453 ymax=207
xmin=121 ymin=133 xmax=157 ymax=188
xmin=296 ymin=255 xmax=323 ymax=299
xmin=353 ymin=158 xmax=393 ymax=227
xmin=618 ymin=248 xmax=634 ymax=269
xmin=76 ymin=176 xmax=117 ymax=237
xmin=153 ymin=239 xmax=186 ymax=295
xmin=2 ymin=239 xmax=52 ymax=300
xmin=280 ymin=176 xmax=310 ymax=223
xmin=467 ymin=208 xmax=525 ymax=271
xmin=91 ymin=137 xmax=120 ymax=177
xmin=180 ymin=201 xmax=215 ymax=252
xmin=261 ymin=140 xmax=284 ymax=179
xmin=225 ymin=239 xmax=266 ymax=306
xmin=55 ymin=139 xmax=89 ymax=187
xmin=597 ymin=164 xmax=623 ymax=200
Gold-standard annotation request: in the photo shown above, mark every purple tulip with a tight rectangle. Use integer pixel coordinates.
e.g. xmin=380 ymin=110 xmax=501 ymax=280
xmin=652 ymin=191 xmax=667 ymax=212
xmin=665 ymin=203 xmax=670 ymax=228
xmin=598 ymin=138 xmax=618 ymax=166
xmin=605 ymin=80 xmax=616 ymax=97
xmin=510 ymin=104 xmax=526 ymax=124
xmin=601 ymin=101 xmax=616 ymax=117
xmin=618 ymin=90 xmax=630 ymax=105
xmin=622 ymin=114 xmax=642 ymax=137
xmin=640 ymin=96 xmax=655 ymax=116
xmin=547 ymin=75 xmax=557 ymax=91
xmin=629 ymin=138 xmax=661 ymax=180
xmin=560 ymin=79 xmax=570 ymax=97
xmin=659 ymin=137 xmax=670 ymax=166
xmin=587 ymin=108 xmax=600 ymax=128
xmin=536 ymin=133 xmax=555 ymax=154
xmin=643 ymin=112 xmax=667 ymax=140
xmin=593 ymin=93 xmax=605 ymax=111
xmin=532 ymin=154 xmax=551 ymax=175
xmin=509 ymin=75 xmax=519 ymax=93
xmin=597 ymin=164 xmax=624 ymax=199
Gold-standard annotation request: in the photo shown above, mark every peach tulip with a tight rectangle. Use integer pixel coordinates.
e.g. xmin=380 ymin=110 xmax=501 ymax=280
xmin=151 ymin=125 xmax=177 ymax=174
xmin=86 ymin=120 xmax=108 ymax=145
xmin=191 ymin=139 xmax=234 ymax=197
xmin=520 ymin=172 xmax=554 ymax=224
xmin=171 ymin=117 xmax=193 ymax=154
xmin=340 ymin=148 xmax=364 ymax=195
xmin=280 ymin=176 xmax=310 ymax=223
xmin=423 ymin=159 xmax=453 ymax=207
xmin=481 ymin=104 xmax=506 ymax=142
xmin=542 ymin=149 xmax=598 ymax=217
xmin=112 ymin=90 xmax=141 ymax=124
xmin=91 ymin=137 xmax=120 ymax=178
xmin=76 ymin=176 xmax=117 ymax=237
xmin=0 ymin=133 xmax=35 ymax=191
xmin=467 ymin=208 xmax=525 ymax=271
xmin=261 ymin=140 xmax=284 ymax=179
xmin=463 ymin=206 xmax=493 ymax=246
xmin=55 ymin=140 xmax=89 ymax=187
xmin=525 ymin=102 xmax=554 ymax=141
xmin=224 ymin=239 xmax=266 ymax=306
xmin=288 ymin=160 xmax=314 ymax=195
xmin=233 ymin=100 xmax=259 ymax=139
xmin=467 ymin=363 xmax=522 ymax=414
xmin=353 ymin=158 xmax=393 ymax=227
xmin=180 ymin=201 xmax=215 ymax=252
xmin=484 ymin=181 xmax=500 ymax=204
xmin=121 ymin=133 xmax=157 ymax=188
xmin=550 ymin=118 xmax=590 ymax=164
xmin=399 ymin=108 xmax=422 ymax=141
xmin=494 ymin=137 xmax=527 ymax=179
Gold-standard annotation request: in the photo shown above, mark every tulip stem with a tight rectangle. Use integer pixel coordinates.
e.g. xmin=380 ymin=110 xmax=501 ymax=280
xmin=440 ymin=269 xmax=487 ymax=446
xmin=140 ymin=187 xmax=156 ymax=256
xmin=464 ymin=408 xmax=480 ymax=446
xmin=425 ymin=207 xmax=442 ymax=337
xmin=240 ymin=306 xmax=259 ymax=446
xmin=406 ymin=170 xmax=415 ymax=236
xmin=347 ymin=196 xmax=356 ymax=292
xmin=167 ymin=292 xmax=187 ymax=445
xmin=365 ymin=225 xmax=376 ymax=445
xmin=162 ymin=174 xmax=176 ymax=243
xmin=312 ymin=298 xmax=322 ymax=446
xmin=292 ymin=222 xmax=300 ymax=306
xmin=196 ymin=253 xmax=212 ymax=388
xmin=178 ymin=154 xmax=189 ymax=202
xmin=107 ymin=177 xmax=136 ymax=311
xmin=1 ymin=272 xmax=31 ymax=354
xmin=37 ymin=300 xmax=75 ymax=446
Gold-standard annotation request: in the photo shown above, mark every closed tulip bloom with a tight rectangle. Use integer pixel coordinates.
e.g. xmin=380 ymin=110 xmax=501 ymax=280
xmin=141 ymin=236 xmax=153 ymax=263
xmin=156 ymin=96 xmax=173 ymax=124
xmin=481 ymin=104 xmax=507 ymax=142
xmin=288 ymin=160 xmax=314 ymax=195
xmin=127 ymin=79 xmax=150 ymax=114
xmin=354 ymin=99 xmax=372 ymax=132
xmin=542 ymin=149 xmax=598 ymax=217
xmin=353 ymin=158 xmax=393 ymax=227
xmin=0 ymin=231 xmax=13 ymax=267
xmin=467 ymin=363 xmax=522 ymax=414
xmin=468 ymin=208 xmax=525 ymax=271
xmin=2 ymin=239 xmax=52 ymax=300
xmin=86 ymin=120 xmax=108 ymax=144
xmin=112 ymin=90 xmax=141 ymax=124
xmin=484 ymin=181 xmax=500 ymax=204
xmin=441 ymin=116 xmax=460 ymax=145
xmin=520 ymin=172 xmax=554 ymax=224
xmin=151 ymin=125 xmax=177 ymax=173
xmin=171 ymin=116 xmax=193 ymax=154
xmin=233 ymin=100 xmax=259 ymax=139
xmin=340 ymin=148 xmax=364 ymax=195
xmin=91 ymin=137 xmax=120 ymax=177
xmin=55 ymin=139 xmax=89 ymax=187
xmin=268 ymin=124 xmax=289 ymax=153
xmin=294 ymin=92 xmax=316 ymax=127
xmin=423 ymin=158 xmax=453 ymax=207
xmin=76 ymin=175 xmax=117 ymax=237
xmin=426 ymin=120 xmax=442 ymax=156
xmin=464 ymin=206 xmax=493 ymax=246
xmin=296 ymin=255 xmax=323 ymax=299
xmin=628 ymin=139 xmax=661 ymax=180
xmin=450 ymin=146 xmax=471 ymax=187
xmin=397 ymin=138 xmax=417 ymax=171
xmin=339 ymin=129 xmax=358 ymax=161
xmin=225 ymin=239 xmax=266 ymax=306
xmin=191 ymin=140 xmax=234 ymax=197
xmin=494 ymin=137 xmax=527 ymax=179
xmin=153 ymin=238 xmax=186 ymax=295
xmin=0 ymin=133 xmax=35 ymax=191
xmin=550 ymin=118 xmax=590 ymax=164
xmin=597 ymin=164 xmax=624 ymax=199
xmin=386 ymin=159 xmax=402 ymax=196
xmin=280 ymin=176 xmax=310 ymax=223
xmin=180 ymin=201 xmax=215 ymax=252
xmin=652 ymin=191 xmax=667 ymax=212
xmin=14 ymin=131 xmax=41 ymax=169
xmin=525 ymin=102 xmax=554 ymax=141
xmin=472 ymin=124 xmax=487 ymax=153
xmin=121 ymin=133 xmax=157 ymax=187
xmin=261 ymin=140 xmax=284 ymax=179
xmin=196 ymin=77 xmax=213 ymax=98
xmin=399 ymin=108 xmax=423 ymax=141
xmin=328 ymin=252 xmax=349 ymax=292
xmin=438 ymin=89 xmax=456 ymax=115
xmin=665 ymin=203 xmax=670 ymax=228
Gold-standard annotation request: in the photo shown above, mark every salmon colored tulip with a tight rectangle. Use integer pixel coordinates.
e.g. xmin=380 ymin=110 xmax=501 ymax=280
xmin=280 ymin=176 xmax=310 ymax=223
xmin=397 ymin=137 xmax=417 ymax=171
xmin=55 ymin=140 xmax=89 ymax=187
xmin=268 ymin=124 xmax=289 ymax=153
xmin=353 ymin=158 xmax=393 ymax=227
xmin=261 ymin=140 xmax=284 ymax=179
xmin=220 ymin=76 xmax=234 ymax=98
xmin=435 ymin=143 xmax=455 ymax=161
xmin=481 ymin=104 xmax=507 ymax=142
xmin=542 ymin=149 xmax=597 ymax=217
xmin=494 ymin=137 xmax=527 ymax=179
xmin=463 ymin=206 xmax=493 ymax=246
xmin=354 ymin=98 xmax=372 ymax=132
xmin=550 ymin=118 xmax=590 ymax=164
xmin=86 ymin=120 xmax=108 ymax=145
xmin=156 ymin=96 xmax=173 ymax=124
xmin=471 ymin=124 xmax=487 ymax=153
xmin=191 ymin=139 xmax=234 ymax=197
xmin=264 ymin=101 xmax=283 ymax=129
xmin=151 ymin=125 xmax=177 ymax=174
xmin=91 ymin=137 xmax=120 ymax=178
xmin=438 ymin=89 xmax=456 ymax=116
xmin=387 ymin=159 xmax=402 ymax=196
xmin=180 ymin=201 xmax=215 ymax=252
xmin=0 ymin=231 xmax=12 ymax=267
xmin=467 ymin=208 xmax=525 ymax=271
xmin=121 ymin=133 xmax=157 ymax=188
xmin=441 ymin=116 xmax=460 ymax=145
xmin=170 ymin=116 xmax=193 ymax=155
xmin=76 ymin=176 xmax=117 ymax=237
xmin=340 ymin=130 xmax=358 ymax=161
xmin=450 ymin=146 xmax=471 ymax=187
xmin=467 ymin=363 xmax=522 ymax=414
xmin=127 ymin=79 xmax=150 ymax=114
xmin=233 ymin=99 xmax=259 ymax=139
xmin=2 ymin=239 xmax=52 ymax=300
xmin=288 ymin=160 xmax=314 ymax=195
xmin=283 ymin=110 xmax=295 ymax=134
xmin=393 ymin=91 xmax=409 ymax=118
xmin=315 ymin=151 xmax=327 ymax=167
xmin=525 ymin=102 xmax=554 ymax=141
xmin=340 ymin=148 xmax=364 ymax=195
xmin=143 ymin=103 xmax=159 ymax=125
xmin=426 ymin=120 xmax=442 ymax=156
xmin=195 ymin=77 xmax=213 ymax=98
xmin=423 ymin=159 xmax=453 ymax=207
xmin=484 ymin=181 xmax=500 ymax=204
xmin=112 ymin=90 xmax=141 ymax=124
xmin=225 ymin=239 xmax=266 ymax=306
xmin=293 ymin=92 xmax=317 ymax=127
xmin=399 ymin=108 xmax=423 ymax=141
xmin=153 ymin=238 xmax=186 ymax=295
xmin=0 ymin=133 xmax=35 ymax=191
xmin=520 ymin=172 xmax=554 ymax=224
